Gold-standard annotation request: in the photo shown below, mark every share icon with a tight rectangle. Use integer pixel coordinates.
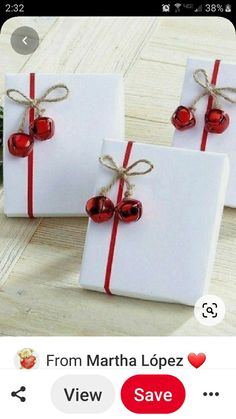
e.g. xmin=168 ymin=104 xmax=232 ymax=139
xmin=11 ymin=386 xmax=26 ymax=402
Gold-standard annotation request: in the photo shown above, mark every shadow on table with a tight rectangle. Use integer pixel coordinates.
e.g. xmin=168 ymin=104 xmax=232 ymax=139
xmin=75 ymin=287 xmax=193 ymax=336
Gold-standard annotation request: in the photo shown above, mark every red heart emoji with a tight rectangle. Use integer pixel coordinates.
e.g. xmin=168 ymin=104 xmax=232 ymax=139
xmin=20 ymin=355 xmax=36 ymax=370
xmin=187 ymin=353 xmax=206 ymax=369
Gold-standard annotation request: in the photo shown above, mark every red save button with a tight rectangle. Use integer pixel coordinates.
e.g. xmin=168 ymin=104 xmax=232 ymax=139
xmin=121 ymin=374 xmax=185 ymax=414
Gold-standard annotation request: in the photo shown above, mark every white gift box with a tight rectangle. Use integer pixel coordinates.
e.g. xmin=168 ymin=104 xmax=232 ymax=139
xmin=4 ymin=74 xmax=124 ymax=217
xmin=173 ymin=57 xmax=236 ymax=207
xmin=80 ymin=139 xmax=229 ymax=306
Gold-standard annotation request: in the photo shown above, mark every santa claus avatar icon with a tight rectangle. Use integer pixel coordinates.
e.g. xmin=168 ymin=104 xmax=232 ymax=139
xmin=16 ymin=348 xmax=39 ymax=370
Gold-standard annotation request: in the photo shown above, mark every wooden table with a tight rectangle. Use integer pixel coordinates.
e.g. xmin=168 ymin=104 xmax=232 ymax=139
xmin=0 ymin=17 xmax=236 ymax=336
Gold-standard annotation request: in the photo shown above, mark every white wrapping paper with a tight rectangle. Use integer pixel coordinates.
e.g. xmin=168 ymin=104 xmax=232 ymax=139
xmin=80 ymin=139 xmax=229 ymax=306
xmin=4 ymin=74 xmax=124 ymax=216
xmin=173 ymin=57 xmax=236 ymax=207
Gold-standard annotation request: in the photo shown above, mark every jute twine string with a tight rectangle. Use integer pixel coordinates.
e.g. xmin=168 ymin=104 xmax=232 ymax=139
xmin=6 ymin=84 xmax=69 ymax=132
xmin=191 ymin=68 xmax=236 ymax=110
xmin=99 ymin=155 xmax=154 ymax=198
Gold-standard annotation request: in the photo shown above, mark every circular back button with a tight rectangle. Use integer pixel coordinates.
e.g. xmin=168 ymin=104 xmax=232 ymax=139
xmin=121 ymin=374 xmax=185 ymax=414
xmin=11 ymin=26 xmax=39 ymax=55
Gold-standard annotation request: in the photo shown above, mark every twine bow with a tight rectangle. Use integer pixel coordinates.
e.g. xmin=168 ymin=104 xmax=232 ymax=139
xmin=99 ymin=154 xmax=154 ymax=198
xmin=191 ymin=68 xmax=236 ymax=110
xmin=6 ymin=84 xmax=69 ymax=132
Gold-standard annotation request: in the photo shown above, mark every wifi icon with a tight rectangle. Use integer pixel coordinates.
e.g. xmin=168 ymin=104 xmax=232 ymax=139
xmin=174 ymin=3 xmax=182 ymax=12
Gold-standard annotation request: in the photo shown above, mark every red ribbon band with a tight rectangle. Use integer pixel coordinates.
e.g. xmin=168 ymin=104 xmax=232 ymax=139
xmin=104 ymin=141 xmax=133 ymax=294
xmin=27 ymin=73 xmax=35 ymax=218
xmin=200 ymin=59 xmax=221 ymax=151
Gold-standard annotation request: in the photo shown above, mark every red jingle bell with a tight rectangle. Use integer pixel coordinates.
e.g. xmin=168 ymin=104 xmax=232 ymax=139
xmin=204 ymin=108 xmax=229 ymax=134
xmin=8 ymin=132 xmax=34 ymax=157
xmin=86 ymin=195 xmax=115 ymax=223
xmin=116 ymin=199 xmax=142 ymax=223
xmin=30 ymin=116 xmax=55 ymax=141
xmin=171 ymin=106 xmax=196 ymax=131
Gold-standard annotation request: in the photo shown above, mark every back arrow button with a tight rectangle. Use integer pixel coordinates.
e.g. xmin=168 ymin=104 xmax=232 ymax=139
xmin=11 ymin=26 xmax=39 ymax=55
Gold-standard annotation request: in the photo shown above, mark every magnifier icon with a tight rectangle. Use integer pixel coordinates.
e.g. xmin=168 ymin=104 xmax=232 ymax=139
xmin=194 ymin=295 xmax=225 ymax=326
xmin=206 ymin=306 xmax=214 ymax=315
xmin=202 ymin=303 xmax=218 ymax=318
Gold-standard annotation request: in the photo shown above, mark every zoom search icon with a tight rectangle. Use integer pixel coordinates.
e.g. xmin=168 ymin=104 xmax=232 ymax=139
xmin=194 ymin=295 xmax=225 ymax=326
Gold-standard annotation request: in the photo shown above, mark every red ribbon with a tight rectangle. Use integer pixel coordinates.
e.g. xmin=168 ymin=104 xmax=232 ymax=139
xmin=200 ymin=59 xmax=221 ymax=151
xmin=104 ymin=141 xmax=133 ymax=294
xmin=27 ymin=73 xmax=35 ymax=218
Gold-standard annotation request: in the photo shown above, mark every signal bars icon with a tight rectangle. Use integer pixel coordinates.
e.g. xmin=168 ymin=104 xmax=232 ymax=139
xmin=194 ymin=4 xmax=203 ymax=12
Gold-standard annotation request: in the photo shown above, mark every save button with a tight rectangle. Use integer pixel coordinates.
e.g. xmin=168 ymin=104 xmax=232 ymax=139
xmin=121 ymin=374 xmax=185 ymax=414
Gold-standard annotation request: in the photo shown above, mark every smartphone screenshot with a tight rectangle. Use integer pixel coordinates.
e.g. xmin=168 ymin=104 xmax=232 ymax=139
xmin=0 ymin=3 xmax=235 ymax=418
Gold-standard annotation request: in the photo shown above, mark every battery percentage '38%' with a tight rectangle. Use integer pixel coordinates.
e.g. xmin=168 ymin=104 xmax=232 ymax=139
xmin=205 ymin=4 xmax=227 ymax=12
